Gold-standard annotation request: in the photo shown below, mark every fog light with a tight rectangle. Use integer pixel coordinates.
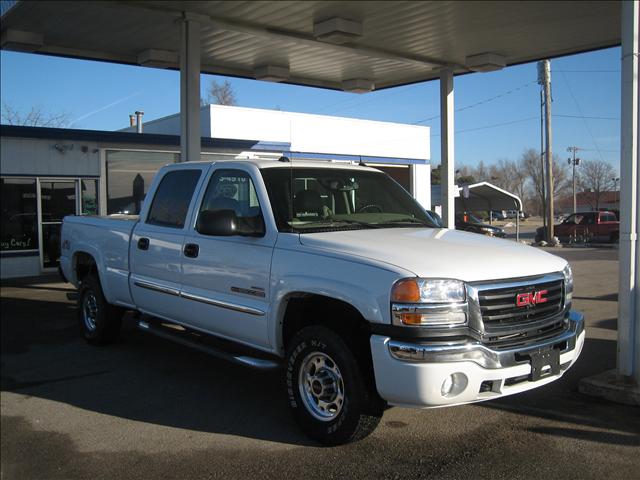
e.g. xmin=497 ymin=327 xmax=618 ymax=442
xmin=441 ymin=372 xmax=468 ymax=398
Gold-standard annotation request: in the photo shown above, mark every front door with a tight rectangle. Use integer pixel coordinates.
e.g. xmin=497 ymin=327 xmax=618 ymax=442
xmin=38 ymin=179 xmax=80 ymax=270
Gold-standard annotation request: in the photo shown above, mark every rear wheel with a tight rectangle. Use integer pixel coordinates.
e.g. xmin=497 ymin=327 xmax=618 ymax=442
xmin=78 ymin=274 xmax=123 ymax=345
xmin=285 ymin=326 xmax=382 ymax=445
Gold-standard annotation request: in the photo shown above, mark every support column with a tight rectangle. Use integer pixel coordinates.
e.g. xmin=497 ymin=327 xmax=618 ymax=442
xmin=618 ymin=0 xmax=639 ymax=383
xmin=440 ymin=68 xmax=455 ymax=228
xmin=180 ymin=14 xmax=201 ymax=163
xmin=579 ymin=0 xmax=640 ymax=405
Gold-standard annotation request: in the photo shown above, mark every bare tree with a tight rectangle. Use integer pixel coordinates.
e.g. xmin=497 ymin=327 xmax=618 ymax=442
xmin=2 ymin=102 xmax=70 ymax=127
xmin=520 ymin=148 xmax=569 ymax=215
xmin=489 ymin=158 xmax=528 ymax=202
xmin=577 ymin=159 xmax=617 ymax=211
xmin=203 ymin=79 xmax=237 ymax=106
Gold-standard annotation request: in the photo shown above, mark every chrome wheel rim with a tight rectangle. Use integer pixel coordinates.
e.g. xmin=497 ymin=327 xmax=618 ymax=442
xmin=82 ymin=291 xmax=98 ymax=331
xmin=298 ymin=351 xmax=345 ymax=421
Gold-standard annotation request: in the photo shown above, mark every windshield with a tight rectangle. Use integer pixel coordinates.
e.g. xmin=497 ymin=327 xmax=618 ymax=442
xmin=260 ymin=167 xmax=437 ymax=233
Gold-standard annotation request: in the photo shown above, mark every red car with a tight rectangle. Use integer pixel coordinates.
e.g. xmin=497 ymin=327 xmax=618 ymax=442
xmin=536 ymin=211 xmax=619 ymax=243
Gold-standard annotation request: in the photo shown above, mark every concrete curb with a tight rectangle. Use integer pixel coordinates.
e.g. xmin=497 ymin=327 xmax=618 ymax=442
xmin=579 ymin=369 xmax=640 ymax=406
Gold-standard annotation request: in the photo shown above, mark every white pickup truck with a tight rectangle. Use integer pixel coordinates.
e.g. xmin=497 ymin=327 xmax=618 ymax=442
xmin=60 ymin=158 xmax=584 ymax=445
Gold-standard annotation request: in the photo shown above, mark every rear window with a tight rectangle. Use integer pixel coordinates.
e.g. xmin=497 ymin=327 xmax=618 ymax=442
xmin=146 ymin=170 xmax=201 ymax=228
xmin=601 ymin=213 xmax=617 ymax=222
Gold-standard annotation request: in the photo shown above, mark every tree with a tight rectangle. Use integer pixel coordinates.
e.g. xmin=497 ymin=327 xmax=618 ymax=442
xmin=203 ymin=79 xmax=237 ymax=106
xmin=1 ymin=102 xmax=70 ymax=127
xmin=577 ymin=159 xmax=617 ymax=211
xmin=520 ymin=148 xmax=569 ymax=215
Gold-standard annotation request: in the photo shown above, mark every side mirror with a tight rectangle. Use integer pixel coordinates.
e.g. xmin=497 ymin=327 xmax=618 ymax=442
xmin=197 ymin=209 xmax=237 ymax=236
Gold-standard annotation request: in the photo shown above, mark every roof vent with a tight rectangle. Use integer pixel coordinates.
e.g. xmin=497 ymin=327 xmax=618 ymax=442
xmin=465 ymin=53 xmax=506 ymax=73
xmin=1 ymin=29 xmax=43 ymax=52
xmin=342 ymin=78 xmax=374 ymax=94
xmin=313 ymin=17 xmax=363 ymax=44
xmin=254 ymin=65 xmax=290 ymax=82
xmin=137 ymin=49 xmax=178 ymax=69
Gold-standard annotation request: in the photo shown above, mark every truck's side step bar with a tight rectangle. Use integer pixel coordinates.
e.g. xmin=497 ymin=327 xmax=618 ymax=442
xmin=137 ymin=320 xmax=281 ymax=371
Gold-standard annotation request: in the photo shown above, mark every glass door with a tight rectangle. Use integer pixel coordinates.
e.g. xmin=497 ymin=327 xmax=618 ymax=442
xmin=38 ymin=179 xmax=80 ymax=270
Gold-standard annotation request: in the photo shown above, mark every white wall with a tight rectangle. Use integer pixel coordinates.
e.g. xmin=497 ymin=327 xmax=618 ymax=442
xmin=122 ymin=104 xmax=430 ymax=162
xmin=0 ymin=137 xmax=100 ymax=176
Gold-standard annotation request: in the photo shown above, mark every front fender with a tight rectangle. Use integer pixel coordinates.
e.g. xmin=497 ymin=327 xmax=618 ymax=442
xmin=268 ymin=246 xmax=410 ymax=352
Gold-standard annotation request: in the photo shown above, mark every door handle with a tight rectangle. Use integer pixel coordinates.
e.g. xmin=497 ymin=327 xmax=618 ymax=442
xmin=184 ymin=243 xmax=199 ymax=258
xmin=137 ymin=237 xmax=150 ymax=250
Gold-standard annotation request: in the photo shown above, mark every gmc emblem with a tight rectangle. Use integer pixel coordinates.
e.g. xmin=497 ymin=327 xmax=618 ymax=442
xmin=516 ymin=290 xmax=548 ymax=307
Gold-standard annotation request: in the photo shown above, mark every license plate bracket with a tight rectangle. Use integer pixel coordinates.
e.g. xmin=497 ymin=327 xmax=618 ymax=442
xmin=527 ymin=348 xmax=561 ymax=381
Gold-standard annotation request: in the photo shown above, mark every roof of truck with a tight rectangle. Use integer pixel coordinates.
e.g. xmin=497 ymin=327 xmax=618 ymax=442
xmin=186 ymin=158 xmax=383 ymax=172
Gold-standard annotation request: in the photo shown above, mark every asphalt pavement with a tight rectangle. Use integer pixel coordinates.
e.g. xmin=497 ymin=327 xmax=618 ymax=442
xmin=1 ymin=248 xmax=638 ymax=479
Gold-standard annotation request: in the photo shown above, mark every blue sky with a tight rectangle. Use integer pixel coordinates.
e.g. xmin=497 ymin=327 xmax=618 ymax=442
xmin=1 ymin=47 xmax=620 ymax=172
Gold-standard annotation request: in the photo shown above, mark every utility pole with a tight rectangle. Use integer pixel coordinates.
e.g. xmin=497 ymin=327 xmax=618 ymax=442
xmin=539 ymin=60 xmax=554 ymax=242
xmin=567 ymin=146 xmax=581 ymax=213
xmin=539 ymin=90 xmax=546 ymax=229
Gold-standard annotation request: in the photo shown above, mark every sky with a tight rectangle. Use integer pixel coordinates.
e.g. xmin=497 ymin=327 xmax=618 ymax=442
xmin=0 ymin=46 xmax=621 ymax=172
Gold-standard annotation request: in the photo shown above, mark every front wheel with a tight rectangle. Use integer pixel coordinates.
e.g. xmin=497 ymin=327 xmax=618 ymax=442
xmin=285 ymin=326 xmax=382 ymax=445
xmin=78 ymin=274 xmax=123 ymax=345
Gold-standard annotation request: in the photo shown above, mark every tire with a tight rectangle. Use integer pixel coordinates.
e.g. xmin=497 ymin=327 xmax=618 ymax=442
xmin=610 ymin=232 xmax=619 ymax=243
xmin=78 ymin=274 xmax=123 ymax=345
xmin=285 ymin=325 xmax=382 ymax=445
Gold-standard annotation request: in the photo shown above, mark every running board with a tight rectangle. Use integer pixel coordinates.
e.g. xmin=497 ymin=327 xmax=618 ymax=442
xmin=137 ymin=320 xmax=281 ymax=371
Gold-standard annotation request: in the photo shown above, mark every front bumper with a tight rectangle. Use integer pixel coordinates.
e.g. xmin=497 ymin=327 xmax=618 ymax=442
xmin=370 ymin=311 xmax=585 ymax=408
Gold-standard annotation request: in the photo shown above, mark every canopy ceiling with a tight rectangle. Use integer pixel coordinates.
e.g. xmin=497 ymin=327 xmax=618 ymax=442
xmin=0 ymin=1 xmax=621 ymax=91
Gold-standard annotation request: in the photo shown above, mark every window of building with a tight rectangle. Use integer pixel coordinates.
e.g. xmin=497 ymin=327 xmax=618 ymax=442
xmin=0 ymin=178 xmax=39 ymax=251
xmin=146 ymin=170 xmax=202 ymax=228
xmin=81 ymin=179 xmax=99 ymax=215
xmin=106 ymin=150 xmax=179 ymax=215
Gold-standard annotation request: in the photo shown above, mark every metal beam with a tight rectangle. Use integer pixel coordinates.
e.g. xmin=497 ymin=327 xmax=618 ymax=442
xmin=618 ymin=0 xmax=639 ymax=383
xmin=180 ymin=14 xmax=201 ymax=163
xmin=440 ymin=68 xmax=455 ymax=228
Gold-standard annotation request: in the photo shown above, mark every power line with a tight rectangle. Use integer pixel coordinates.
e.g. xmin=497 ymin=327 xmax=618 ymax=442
xmin=560 ymin=71 xmax=606 ymax=163
xmin=431 ymin=116 xmax=538 ymax=136
xmin=555 ymin=114 xmax=620 ymax=120
xmin=412 ymin=81 xmax=537 ymax=125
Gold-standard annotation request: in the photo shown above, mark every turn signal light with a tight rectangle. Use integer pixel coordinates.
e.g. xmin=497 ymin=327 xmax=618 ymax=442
xmin=391 ymin=279 xmax=420 ymax=302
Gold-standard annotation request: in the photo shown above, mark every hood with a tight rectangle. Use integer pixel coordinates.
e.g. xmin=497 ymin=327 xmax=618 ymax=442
xmin=298 ymin=228 xmax=567 ymax=282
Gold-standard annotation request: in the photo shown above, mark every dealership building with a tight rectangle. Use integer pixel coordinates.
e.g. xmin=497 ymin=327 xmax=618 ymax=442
xmin=0 ymin=104 xmax=430 ymax=279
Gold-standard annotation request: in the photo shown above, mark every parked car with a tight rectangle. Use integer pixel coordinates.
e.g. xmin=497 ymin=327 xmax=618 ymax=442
xmin=536 ymin=211 xmax=619 ymax=243
xmin=455 ymin=213 xmax=506 ymax=237
xmin=61 ymin=159 xmax=583 ymax=445
xmin=490 ymin=210 xmax=507 ymax=220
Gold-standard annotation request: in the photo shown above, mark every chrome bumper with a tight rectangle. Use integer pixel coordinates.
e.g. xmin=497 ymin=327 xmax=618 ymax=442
xmin=388 ymin=310 xmax=584 ymax=370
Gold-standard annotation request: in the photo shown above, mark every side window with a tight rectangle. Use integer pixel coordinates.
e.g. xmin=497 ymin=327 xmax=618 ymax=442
xmin=197 ymin=169 xmax=263 ymax=235
xmin=146 ymin=170 xmax=201 ymax=228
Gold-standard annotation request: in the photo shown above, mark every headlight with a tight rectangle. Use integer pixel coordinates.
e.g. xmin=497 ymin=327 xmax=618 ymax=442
xmin=563 ymin=264 xmax=573 ymax=307
xmin=391 ymin=279 xmax=467 ymax=327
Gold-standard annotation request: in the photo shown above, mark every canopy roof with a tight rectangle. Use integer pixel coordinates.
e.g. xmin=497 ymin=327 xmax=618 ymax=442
xmin=455 ymin=182 xmax=523 ymax=212
xmin=0 ymin=1 xmax=621 ymax=91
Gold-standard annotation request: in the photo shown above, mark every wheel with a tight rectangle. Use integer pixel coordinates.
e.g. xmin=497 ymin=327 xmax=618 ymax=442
xmin=610 ymin=232 xmax=619 ymax=243
xmin=78 ymin=274 xmax=123 ymax=345
xmin=285 ymin=326 xmax=382 ymax=445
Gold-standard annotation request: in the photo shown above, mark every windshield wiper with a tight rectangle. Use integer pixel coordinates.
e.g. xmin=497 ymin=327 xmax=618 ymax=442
xmin=292 ymin=218 xmax=381 ymax=230
xmin=377 ymin=218 xmax=434 ymax=227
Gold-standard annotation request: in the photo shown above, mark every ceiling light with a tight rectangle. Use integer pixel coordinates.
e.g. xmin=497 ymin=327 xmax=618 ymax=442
xmin=313 ymin=17 xmax=363 ymax=44
xmin=0 ymin=29 xmax=43 ymax=52
xmin=465 ymin=53 xmax=506 ymax=72
xmin=342 ymin=78 xmax=374 ymax=94
xmin=254 ymin=65 xmax=290 ymax=82
xmin=137 ymin=49 xmax=178 ymax=69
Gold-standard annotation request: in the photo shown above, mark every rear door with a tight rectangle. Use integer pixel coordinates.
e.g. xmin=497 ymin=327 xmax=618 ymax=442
xmin=129 ymin=165 xmax=206 ymax=321
xmin=178 ymin=164 xmax=277 ymax=349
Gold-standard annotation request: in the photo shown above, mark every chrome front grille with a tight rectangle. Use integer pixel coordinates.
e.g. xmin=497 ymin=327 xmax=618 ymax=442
xmin=468 ymin=273 xmax=567 ymax=348
xmin=479 ymin=279 xmax=563 ymax=330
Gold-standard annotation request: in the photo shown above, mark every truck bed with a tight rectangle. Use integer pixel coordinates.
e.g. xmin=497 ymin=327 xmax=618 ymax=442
xmin=61 ymin=215 xmax=139 ymax=308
